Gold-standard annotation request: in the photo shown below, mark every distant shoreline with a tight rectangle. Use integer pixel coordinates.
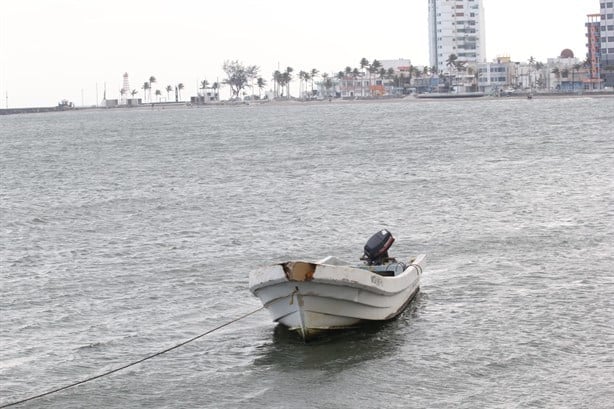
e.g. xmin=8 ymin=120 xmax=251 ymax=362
xmin=2 ymin=91 xmax=613 ymax=116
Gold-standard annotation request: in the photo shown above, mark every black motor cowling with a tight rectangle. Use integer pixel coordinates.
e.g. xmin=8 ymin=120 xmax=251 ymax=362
xmin=362 ymin=229 xmax=395 ymax=265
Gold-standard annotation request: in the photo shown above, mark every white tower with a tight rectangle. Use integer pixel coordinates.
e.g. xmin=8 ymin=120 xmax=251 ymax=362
xmin=122 ymin=72 xmax=130 ymax=104
xmin=428 ymin=0 xmax=486 ymax=73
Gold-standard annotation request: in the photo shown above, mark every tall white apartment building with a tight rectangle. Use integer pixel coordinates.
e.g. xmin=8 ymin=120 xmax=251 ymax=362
xmin=428 ymin=0 xmax=486 ymax=73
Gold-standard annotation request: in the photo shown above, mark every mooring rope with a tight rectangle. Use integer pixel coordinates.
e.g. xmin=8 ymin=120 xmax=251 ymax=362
xmin=1 ymin=306 xmax=264 ymax=408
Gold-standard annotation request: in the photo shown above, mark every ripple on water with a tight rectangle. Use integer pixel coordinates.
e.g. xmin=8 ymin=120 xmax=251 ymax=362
xmin=1 ymin=98 xmax=613 ymax=408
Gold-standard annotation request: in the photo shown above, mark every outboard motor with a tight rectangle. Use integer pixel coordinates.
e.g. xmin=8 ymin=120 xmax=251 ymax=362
xmin=361 ymin=229 xmax=396 ymax=265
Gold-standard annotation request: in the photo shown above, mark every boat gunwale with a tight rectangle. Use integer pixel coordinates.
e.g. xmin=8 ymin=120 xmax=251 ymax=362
xmin=249 ymin=254 xmax=426 ymax=295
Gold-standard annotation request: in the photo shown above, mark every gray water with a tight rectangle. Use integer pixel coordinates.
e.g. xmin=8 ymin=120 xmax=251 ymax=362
xmin=1 ymin=97 xmax=613 ymax=408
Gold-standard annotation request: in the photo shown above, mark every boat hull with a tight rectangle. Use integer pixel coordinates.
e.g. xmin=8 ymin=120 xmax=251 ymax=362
xmin=249 ymin=255 xmax=425 ymax=340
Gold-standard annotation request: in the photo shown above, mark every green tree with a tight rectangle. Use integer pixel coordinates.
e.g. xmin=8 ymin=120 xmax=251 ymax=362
xmin=223 ymin=60 xmax=259 ymax=98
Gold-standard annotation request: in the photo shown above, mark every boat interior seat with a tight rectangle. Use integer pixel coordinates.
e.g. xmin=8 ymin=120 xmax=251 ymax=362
xmin=365 ymin=262 xmax=407 ymax=277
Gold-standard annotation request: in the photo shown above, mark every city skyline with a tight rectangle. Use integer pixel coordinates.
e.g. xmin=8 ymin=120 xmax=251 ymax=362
xmin=1 ymin=0 xmax=596 ymax=108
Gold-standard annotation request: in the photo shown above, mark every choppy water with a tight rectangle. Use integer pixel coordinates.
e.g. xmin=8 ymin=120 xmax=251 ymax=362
xmin=1 ymin=97 xmax=613 ymax=408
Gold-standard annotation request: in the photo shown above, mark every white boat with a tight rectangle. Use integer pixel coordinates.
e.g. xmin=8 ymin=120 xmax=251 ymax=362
xmin=249 ymin=230 xmax=426 ymax=340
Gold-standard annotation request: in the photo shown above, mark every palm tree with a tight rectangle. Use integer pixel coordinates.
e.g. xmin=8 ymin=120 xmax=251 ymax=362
xmin=212 ymin=82 xmax=219 ymax=100
xmin=360 ymin=57 xmax=369 ymax=71
xmin=446 ymin=54 xmax=458 ymax=71
xmin=283 ymin=67 xmax=293 ymax=98
xmin=303 ymin=72 xmax=311 ymax=97
xmin=130 ymin=89 xmax=138 ymax=99
xmin=310 ymin=68 xmax=319 ymax=96
xmin=257 ymin=77 xmax=266 ymax=98
xmin=368 ymin=59 xmax=382 ymax=95
xmin=165 ymin=85 xmax=172 ymax=101
xmin=273 ymin=70 xmax=281 ymax=97
xmin=351 ymin=68 xmax=360 ymax=96
xmin=534 ymin=62 xmax=545 ymax=89
xmin=412 ymin=66 xmax=421 ymax=92
xmin=445 ymin=54 xmax=459 ymax=92
xmin=120 ymin=88 xmax=126 ymax=100
xmin=321 ymin=73 xmax=333 ymax=97
xmin=551 ymin=68 xmax=560 ymax=90
xmin=527 ymin=56 xmax=536 ymax=89
xmin=149 ymin=76 xmax=156 ymax=101
xmin=200 ymin=80 xmax=209 ymax=100
xmin=299 ymin=70 xmax=308 ymax=98
xmin=177 ymin=83 xmax=184 ymax=101
xmin=155 ymin=89 xmax=161 ymax=102
xmin=142 ymin=82 xmax=150 ymax=102
xmin=561 ymin=68 xmax=570 ymax=91
xmin=343 ymin=67 xmax=354 ymax=96
xmin=360 ymin=58 xmax=369 ymax=96
xmin=572 ymin=63 xmax=582 ymax=92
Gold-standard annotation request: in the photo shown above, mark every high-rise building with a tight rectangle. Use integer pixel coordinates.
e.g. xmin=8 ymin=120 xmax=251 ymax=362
xmin=599 ymin=1 xmax=614 ymax=87
xmin=428 ymin=0 xmax=486 ymax=73
xmin=586 ymin=14 xmax=602 ymax=88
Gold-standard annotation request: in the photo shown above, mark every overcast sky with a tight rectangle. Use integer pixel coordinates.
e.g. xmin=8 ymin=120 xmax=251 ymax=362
xmin=0 ymin=0 xmax=597 ymax=107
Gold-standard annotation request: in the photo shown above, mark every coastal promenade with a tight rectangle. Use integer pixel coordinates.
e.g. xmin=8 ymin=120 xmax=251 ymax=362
xmin=2 ymin=91 xmax=613 ymax=116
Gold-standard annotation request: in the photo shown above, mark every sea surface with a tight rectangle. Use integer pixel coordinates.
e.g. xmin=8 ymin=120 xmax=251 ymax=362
xmin=1 ymin=97 xmax=613 ymax=408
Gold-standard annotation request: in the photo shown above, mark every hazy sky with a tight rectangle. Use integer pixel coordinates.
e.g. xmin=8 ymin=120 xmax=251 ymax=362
xmin=0 ymin=0 xmax=597 ymax=107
